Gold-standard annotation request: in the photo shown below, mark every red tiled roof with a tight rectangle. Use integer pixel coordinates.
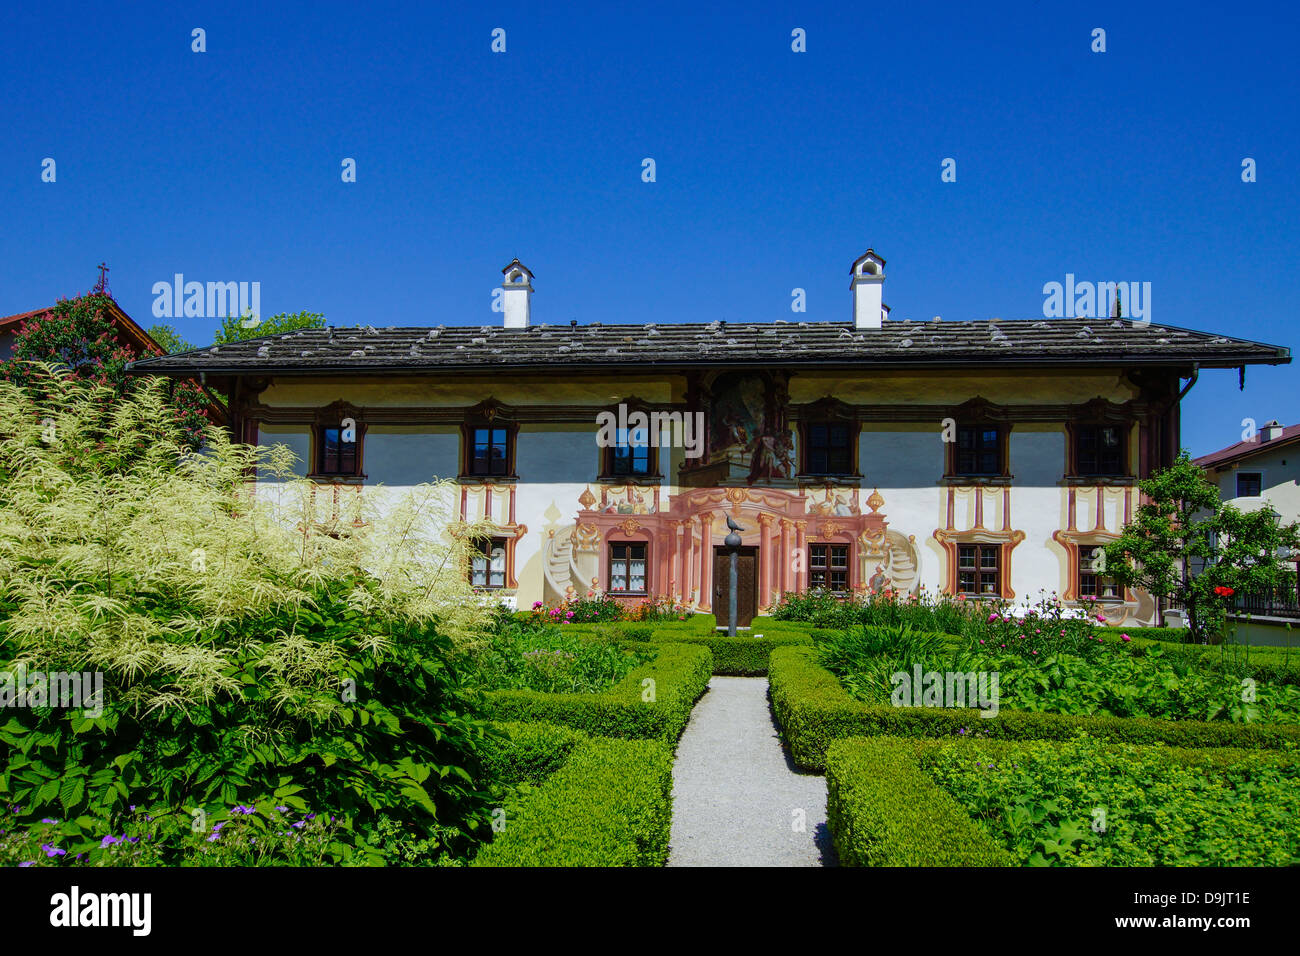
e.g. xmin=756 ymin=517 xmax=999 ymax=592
xmin=1195 ymin=423 xmax=1300 ymax=469
xmin=0 ymin=296 xmax=159 ymax=355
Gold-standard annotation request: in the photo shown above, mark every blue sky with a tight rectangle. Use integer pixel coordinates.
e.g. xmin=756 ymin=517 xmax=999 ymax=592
xmin=2 ymin=0 xmax=1296 ymax=456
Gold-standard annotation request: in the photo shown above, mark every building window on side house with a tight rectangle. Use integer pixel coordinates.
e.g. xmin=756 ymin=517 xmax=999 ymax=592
xmin=1078 ymin=545 xmax=1120 ymax=601
xmin=804 ymin=423 xmax=854 ymax=475
xmin=470 ymin=537 xmax=507 ymax=589
xmin=955 ymin=426 xmax=1003 ymax=476
xmin=609 ymin=542 xmax=647 ymax=595
xmin=1075 ymin=424 xmax=1125 ymax=476
xmin=316 ymin=425 xmax=361 ymax=477
xmin=809 ymin=543 xmax=849 ymax=592
xmin=957 ymin=543 xmax=1001 ymax=596
xmin=1236 ymin=472 xmax=1262 ymax=498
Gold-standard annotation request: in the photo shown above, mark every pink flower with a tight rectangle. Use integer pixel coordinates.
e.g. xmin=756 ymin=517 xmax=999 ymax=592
xmin=979 ymin=639 xmax=985 ymax=645
xmin=988 ymin=613 xmax=999 ymax=622
xmin=1031 ymin=650 xmax=1038 ymax=655
xmin=1121 ymin=633 xmax=1131 ymax=642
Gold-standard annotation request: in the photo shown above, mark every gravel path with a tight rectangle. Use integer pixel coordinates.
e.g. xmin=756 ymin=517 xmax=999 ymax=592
xmin=667 ymin=676 xmax=836 ymax=867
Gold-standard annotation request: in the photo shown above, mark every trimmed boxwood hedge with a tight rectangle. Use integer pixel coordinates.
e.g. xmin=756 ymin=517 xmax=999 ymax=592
xmin=482 ymin=721 xmax=590 ymax=789
xmin=479 ymin=642 xmax=712 ymax=744
xmin=641 ymin=631 xmax=814 ymax=675
xmin=768 ymin=645 xmax=1300 ymax=771
xmin=825 ymin=737 xmax=1013 ymax=867
xmin=471 ymin=736 xmax=674 ymax=867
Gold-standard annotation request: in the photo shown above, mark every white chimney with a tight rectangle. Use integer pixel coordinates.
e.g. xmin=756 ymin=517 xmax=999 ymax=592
xmin=1264 ymin=419 xmax=1284 ymax=441
xmin=501 ymin=258 xmax=534 ymax=329
xmin=850 ymin=249 xmax=886 ymax=330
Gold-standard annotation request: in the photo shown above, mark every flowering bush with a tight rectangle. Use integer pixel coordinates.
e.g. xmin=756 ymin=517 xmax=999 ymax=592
xmin=626 ymin=598 xmax=693 ymax=623
xmin=530 ymin=594 xmax=623 ymax=624
xmin=0 ymin=803 xmax=351 ymax=867
xmin=772 ymin=586 xmax=970 ymax=635
xmin=0 ymin=367 xmax=501 ymax=866
xmin=528 ymin=594 xmax=692 ymax=624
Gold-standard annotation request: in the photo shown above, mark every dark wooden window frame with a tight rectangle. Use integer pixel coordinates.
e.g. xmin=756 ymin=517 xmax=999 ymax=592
xmin=956 ymin=542 xmax=1003 ymax=597
xmin=809 ymin=542 xmax=851 ymax=593
xmin=309 ymin=401 xmax=367 ymax=480
xmin=608 ymin=539 xmax=650 ymax=596
xmin=1076 ymin=543 xmax=1122 ymax=602
xmin=469 ymin=536 xmax=510 ymax=589
xmin=944 ymin=399 xmax=1012 ymax=479
xmin=1065 ymin=400 xmax=1133 ymax=479
xmin=796 ymin=397 xmax=861 ymax=479
xmin=1236 ymin=471 xmax=1263 ymax=498
xmin=460 ymin=399 xmax=519 ymax=480
xmin=597 ymin=399 xmax=661 ymax=481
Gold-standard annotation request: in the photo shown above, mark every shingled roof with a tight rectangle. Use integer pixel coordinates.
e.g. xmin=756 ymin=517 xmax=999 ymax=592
xmin=1195 ymin=423 xmax=1300 ymax=470
xmin=126 ymin=318 xmax=1290 ymax=377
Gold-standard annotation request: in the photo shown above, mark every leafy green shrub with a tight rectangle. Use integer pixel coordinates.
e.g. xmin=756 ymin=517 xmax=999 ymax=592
xmin=923 ymin=736 xmax=1300 ymax=866
xmin=770 ymin=588 xmax=972 ymax=634
xmin=460 ymin=614 xmax=653 ymax=694
xmin=1 ymin=802 xmax=354 ymax=867
xmin=817 ymin=625 xmax=1300 ymax=724
xmin=0 ymin=616 xmax=498 ymax=865
xmin=480 ymin=721 xmax=589 ymax=790
xmin=817 ymin=624 xmax=955 ymax=699
xmin=825 ymin=737 xmax=1013 ymax=867
xmin=640 ymin=631 xmax=815 ymax=675
xmin=471 ymin=737 xmax=674 ymax=867
xmin=1097 ymin=626 xmax=1190 ymax=643
xmin=0 ymin=367 xmax=501 ymax=865
xmin=480 ymin=642 xmax=712 ymax=744
xmin=768 ymin=645 xmax=1300 ymax=771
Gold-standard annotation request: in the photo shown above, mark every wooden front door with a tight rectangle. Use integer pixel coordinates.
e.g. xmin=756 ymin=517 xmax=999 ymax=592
xmin=713 ymin=547 xmax=758 ymax=628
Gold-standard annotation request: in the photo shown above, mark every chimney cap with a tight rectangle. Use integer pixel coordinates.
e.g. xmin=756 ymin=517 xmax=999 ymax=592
xmin=501 ymin=258 xmax=534 ymax=284
xmin=850 ymin=249 xmax=886 ymax=278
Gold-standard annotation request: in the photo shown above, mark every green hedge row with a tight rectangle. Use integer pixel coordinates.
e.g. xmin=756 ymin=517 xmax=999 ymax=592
xmin=768 ymin=645 xmax=1300 ymax=771
xmin=1123 ymin=635 xmax=1300 ymax=686
xmin=641 ymin=631 xmax=814 ymax=675
xmin=480 ymin=642 xmax=712 ymax=744
xmin=825 ymin=737 xmax=1013 ymax=867
xmin=482 ymin=721 xmax=590 ymax=789
xmin=471 ymin=737 xmax=674 ymax=867
xmin=1096 ymin=625 xmax=1187 ymax=643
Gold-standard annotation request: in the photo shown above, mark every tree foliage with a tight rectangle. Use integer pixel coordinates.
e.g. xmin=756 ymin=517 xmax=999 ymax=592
xmin=1 ymin=291 xmax=210 ymax=447
xmin=145 ymin=324 xmax=196 ymax=354
xmin=214 ymin=310 xmax=325 ymax=345
xmin=1104 ymin=452 xmax=1300 ymax=643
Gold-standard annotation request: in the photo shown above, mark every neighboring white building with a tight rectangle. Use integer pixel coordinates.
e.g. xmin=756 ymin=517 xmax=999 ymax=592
xmin=1194 ymin=422 xmax=1300 ymax=640
xmin=1196 ymin=420 xmax=1300 ymax=523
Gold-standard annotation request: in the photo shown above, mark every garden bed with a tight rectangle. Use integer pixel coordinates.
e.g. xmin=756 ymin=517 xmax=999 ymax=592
xmin=479 ymin=642 xmax=712 ymax=744
xmin=827 ymin=735 xmax=1300 ymax=866
xmin=769 ymin=645 xmax=1300 ymax=771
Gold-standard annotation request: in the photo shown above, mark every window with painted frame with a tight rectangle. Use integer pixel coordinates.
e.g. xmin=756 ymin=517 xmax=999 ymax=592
xmin=1078 ymin=544 xmax=1120 ymax=601
xmin=470 ymin=537 xmax=508 ymax=589
xmin=809 ymin=543 xmax=850 ymax=592
xmin=608 ymin=541 xmax=648 ymax=595
xmin=957 ymin=543 xmax=1001 ymax=596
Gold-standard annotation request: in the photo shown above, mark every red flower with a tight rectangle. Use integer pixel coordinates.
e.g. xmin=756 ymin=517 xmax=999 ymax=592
xmin=1214 ymin=586 xmax=1235 ymax=597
